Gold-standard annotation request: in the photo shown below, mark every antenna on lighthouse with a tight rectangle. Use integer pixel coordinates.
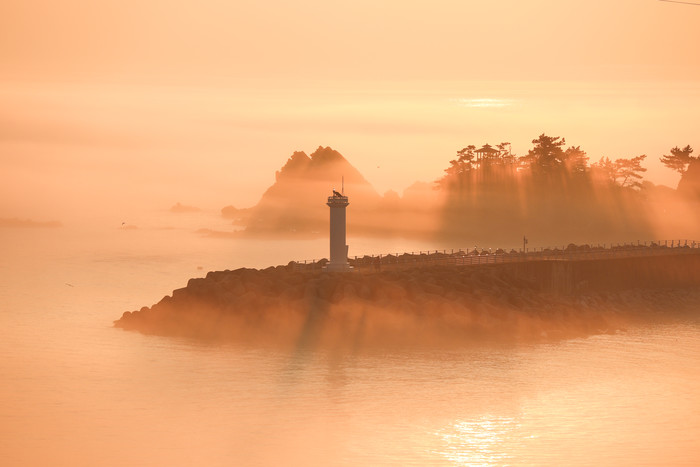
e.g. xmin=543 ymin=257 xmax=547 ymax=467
xmin=342 ymin=176 xmax=344 ymax=195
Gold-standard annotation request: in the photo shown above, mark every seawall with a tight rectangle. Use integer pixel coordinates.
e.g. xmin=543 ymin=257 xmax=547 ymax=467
xmin=115 ymin=253 xmax=700 ymax=347
xmin=509 ymin=253 xmax=700 ymax=294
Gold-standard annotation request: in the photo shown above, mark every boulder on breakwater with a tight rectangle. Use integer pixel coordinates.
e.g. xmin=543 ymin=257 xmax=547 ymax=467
xmin=115 ymin=254 xmax=700 ymax=348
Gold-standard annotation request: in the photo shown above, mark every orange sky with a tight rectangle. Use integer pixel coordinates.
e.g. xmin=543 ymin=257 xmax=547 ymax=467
xmin=1 ymin=0 xmax=699 ymax=223
xmin=3 ymin=0 xmax=700 ymax=83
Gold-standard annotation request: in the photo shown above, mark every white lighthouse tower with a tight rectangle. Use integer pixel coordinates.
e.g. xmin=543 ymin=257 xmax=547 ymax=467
xmin=324 ymin=182 xmax=352 ymax=272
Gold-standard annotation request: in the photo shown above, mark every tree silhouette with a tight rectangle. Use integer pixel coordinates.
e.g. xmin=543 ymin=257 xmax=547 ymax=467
xmin=614 ymin=155 xmax=647 ymax=189
xmin=660 ymin=145 xmax=696 ymax=175
xmin=497 ymin=142 xmax=516 ymax=165
xmin=445 ymin=145 xmax=476 ymax=176
xmin=591 ymin=157 xmax=615 ymax=185
xmin=522 ymin=134 xmax=567 ymax=173
xmin=435 ymin=134 xmax=655 ymax=243
xmin=564 ymin=146 xmax=589 ymax=175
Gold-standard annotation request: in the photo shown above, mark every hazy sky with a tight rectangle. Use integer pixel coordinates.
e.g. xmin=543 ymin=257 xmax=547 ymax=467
xmin=3 ymin=0 xmax=700 ymax=83
xmin=1 ymin=0 xmax=699 ymax=223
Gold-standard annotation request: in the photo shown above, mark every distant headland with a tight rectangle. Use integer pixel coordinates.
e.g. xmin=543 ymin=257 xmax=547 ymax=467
xmin=212 ymin=140 xmax=700 ymax=243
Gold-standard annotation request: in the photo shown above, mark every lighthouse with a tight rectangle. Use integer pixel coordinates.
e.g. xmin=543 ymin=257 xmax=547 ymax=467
xmin=324 ymin=185 xmax=352 ymax=272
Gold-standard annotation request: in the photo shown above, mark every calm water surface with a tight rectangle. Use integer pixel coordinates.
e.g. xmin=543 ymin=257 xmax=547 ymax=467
xmin=1 ymin=226 xmax=699 ymax=466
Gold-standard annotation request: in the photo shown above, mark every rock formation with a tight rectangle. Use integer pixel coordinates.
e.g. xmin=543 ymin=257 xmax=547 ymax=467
xmin=223 ymin=146 xmax=441 ymax=238
xmin=243 ymin=146 xmax=382 ymax=235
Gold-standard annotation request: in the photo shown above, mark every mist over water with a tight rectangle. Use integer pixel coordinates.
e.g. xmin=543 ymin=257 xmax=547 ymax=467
xmin=2 ymin=223 xmax=700 ymax=466
xmin=3 ymin=1 xmax=700 ymax=462
xmin=2 ymin=81 xmax=699 ymax=227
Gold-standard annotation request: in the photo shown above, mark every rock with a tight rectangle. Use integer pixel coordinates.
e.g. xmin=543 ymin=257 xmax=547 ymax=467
xmin=114 ymin=255 xmax=700 ymax=346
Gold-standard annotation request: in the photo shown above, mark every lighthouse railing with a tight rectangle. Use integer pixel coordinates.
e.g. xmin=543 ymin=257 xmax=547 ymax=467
xmin=327 ymin=195 xmax=349 ymax=204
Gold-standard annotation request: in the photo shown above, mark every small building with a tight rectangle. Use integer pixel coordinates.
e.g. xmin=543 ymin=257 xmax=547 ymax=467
xmin=475 ymin=144 xmax=500 ymax=167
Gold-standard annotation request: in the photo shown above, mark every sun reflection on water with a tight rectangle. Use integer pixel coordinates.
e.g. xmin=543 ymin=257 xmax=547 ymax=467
xmin=436 ymin=416 xmax=520 ymax=466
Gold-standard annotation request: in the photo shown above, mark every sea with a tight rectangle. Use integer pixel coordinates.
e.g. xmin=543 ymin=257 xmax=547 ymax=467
xmin=2 ymin=221 xmax=700 ymax=466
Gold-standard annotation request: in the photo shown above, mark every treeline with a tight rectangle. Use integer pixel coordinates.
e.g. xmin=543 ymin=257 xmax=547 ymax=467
xmin=441 ymin=135 xmax=696 ymax=188
xmin=435 ymin=134 xmax=697 ymax=244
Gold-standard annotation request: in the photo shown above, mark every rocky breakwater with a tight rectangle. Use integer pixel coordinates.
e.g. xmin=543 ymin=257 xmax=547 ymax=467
xmin=115 ymin=259 xmax=700 ymax=348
